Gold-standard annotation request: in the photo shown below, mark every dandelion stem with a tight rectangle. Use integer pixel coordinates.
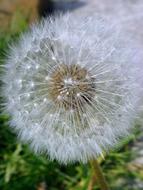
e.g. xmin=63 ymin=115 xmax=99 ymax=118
xmin=88 ymin=159 xmax=109 ymax=190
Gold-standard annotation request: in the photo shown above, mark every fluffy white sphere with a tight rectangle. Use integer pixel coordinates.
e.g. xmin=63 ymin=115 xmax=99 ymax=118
xmin=2 ymin=13 xmax=143 ymax=164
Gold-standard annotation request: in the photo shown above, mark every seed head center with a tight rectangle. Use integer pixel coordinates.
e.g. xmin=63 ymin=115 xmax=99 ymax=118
xmin=48 ymin=64 xmax=95 ymax=110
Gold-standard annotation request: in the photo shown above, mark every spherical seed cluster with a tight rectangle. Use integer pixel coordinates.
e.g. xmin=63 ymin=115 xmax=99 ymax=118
xmin=2 ymin=13 xmax=143 ymax=163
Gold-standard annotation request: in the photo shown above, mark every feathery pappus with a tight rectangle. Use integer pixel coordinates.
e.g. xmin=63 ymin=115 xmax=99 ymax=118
xmin=2 ymin=13 xmax=143 ymax=164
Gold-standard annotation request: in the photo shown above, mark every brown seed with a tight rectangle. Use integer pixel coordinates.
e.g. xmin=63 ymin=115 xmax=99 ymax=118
xmin=48 ymin=64 xmax=96 ymax=111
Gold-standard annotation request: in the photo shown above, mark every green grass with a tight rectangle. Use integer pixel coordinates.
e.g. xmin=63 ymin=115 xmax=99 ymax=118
xmin=0 ymin=12 xmax=143 ymax=190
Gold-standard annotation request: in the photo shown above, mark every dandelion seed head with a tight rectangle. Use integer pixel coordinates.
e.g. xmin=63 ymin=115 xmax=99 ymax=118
xmin=2 ymin=13 xmax=143 ymax=164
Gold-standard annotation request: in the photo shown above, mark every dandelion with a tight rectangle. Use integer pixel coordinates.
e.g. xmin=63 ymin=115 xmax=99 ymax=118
xmin=2 ymin=13 xmax=143 ymax=167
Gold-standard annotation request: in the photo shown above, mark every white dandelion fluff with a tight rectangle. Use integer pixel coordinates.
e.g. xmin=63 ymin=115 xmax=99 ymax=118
xmin=2 ymin=13 xmax=143 ymax=164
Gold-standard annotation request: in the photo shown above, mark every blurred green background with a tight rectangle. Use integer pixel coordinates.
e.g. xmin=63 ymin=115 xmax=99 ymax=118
xmin=0 ymin=1 xmax=143 ymax=190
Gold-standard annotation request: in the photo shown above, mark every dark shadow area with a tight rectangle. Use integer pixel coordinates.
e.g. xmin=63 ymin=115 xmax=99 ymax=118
xmin=38 ymin=0 xmax=86 ymax=17
xmin=38 ymin=0 xmax=54 ymax=17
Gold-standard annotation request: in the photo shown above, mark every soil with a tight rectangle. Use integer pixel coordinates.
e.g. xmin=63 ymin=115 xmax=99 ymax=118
xmin=0 ymin=0 xmax=38 ymax=30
